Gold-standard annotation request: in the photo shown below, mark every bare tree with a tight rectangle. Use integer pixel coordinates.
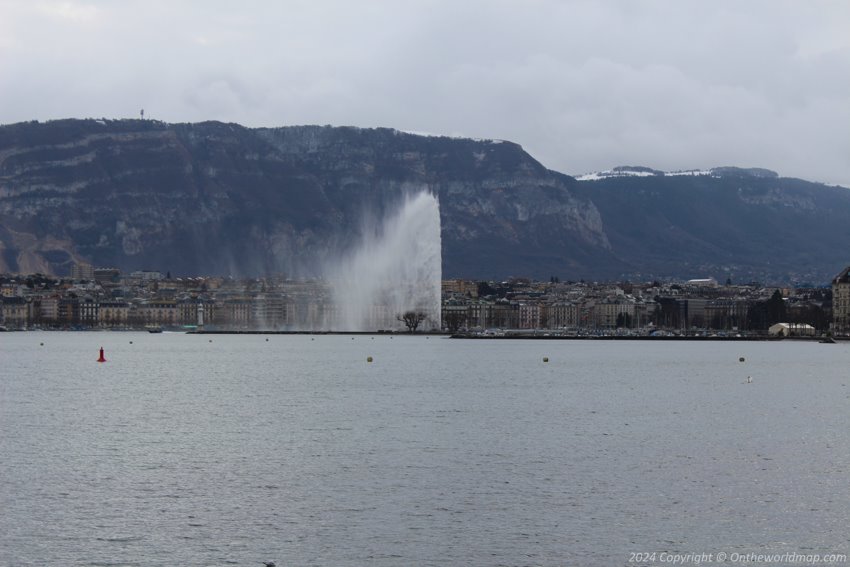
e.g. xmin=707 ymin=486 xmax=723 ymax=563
xmin=443 ymin=311 xmax=467 ymax=333
xmin=398 ymin=311 xmax=427 ymax=332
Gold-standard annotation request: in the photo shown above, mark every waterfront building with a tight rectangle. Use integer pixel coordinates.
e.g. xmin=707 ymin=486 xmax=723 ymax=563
xmin=518 ymin=302 xmax=541 ymax=329
xmin=138 ymin=299 xmax=178 ymax=327
xmin=490 ymin=301 xmax=518 ymax=329
xmin=0 ymin=296 xmax=30 ymax=328
xmin=98 ymin=301 xmax=130 ymax=327
xmin=546 ymin=301 xmax=579 ymax=329
xmin=654 ymin=297 xmax=686 ymax=329
xmin=79 ymin=297 xmax=99 ymax=327
xmin=252 ymin=293 xmax=288 ymax=328
xmin=705 ymin=299 xmax=749 ymax=330
xmin=593 ymin=297 xmax=636 ymax=328
xmin=219 ymin=298 xmax=252 ymax=328
xmin=833 ymin=266 xmax=850 ymax=333
xmin=58 ymin=297 xmax=80 ymax=326
xmin=441 ymin=302 xmax=470 ymax=331
xmin=683 ymin=298 xmax=709 ymax=328
xmin=466 ymin=301 xmax=488 ymax=330
xmin=178 ymin=299 xmax=199 ymax=327
xmin=632 ymin=298 xmax=655 ymax=328
xmin=36 ymin=295 xmax=60 ymax=323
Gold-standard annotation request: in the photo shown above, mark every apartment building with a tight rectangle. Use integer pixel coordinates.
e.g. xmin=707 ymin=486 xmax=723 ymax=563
xmin=833 ymin=266 xmax=850 ymax=333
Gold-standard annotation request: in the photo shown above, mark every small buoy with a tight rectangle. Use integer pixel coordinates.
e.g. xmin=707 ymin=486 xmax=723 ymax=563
xmin=367 ymin=356 xmax=373 ymax=363
xmin=311 ymin=338 xmax=314 ymax=341
xmin=129 ymin=340 xmax=133 ymax=344
xmin=352 ymin=337 xmax=355 ymax=340
xmin=209 ymin=339 xmax=212 ymax=343
xmin=265 ymin=338 xmax=269 ymax=342
xmin=739 ymin=357 xmax=745 ymax=362
xmin=97 ymin=347 xmax=106 ymax=363
xmin=40 ymin=342 xmax=44 ymax=346
xmin=747 ymin=375 xmax=752 ymax=383
xmin=543 ymin=357 xmax=549 ymax=363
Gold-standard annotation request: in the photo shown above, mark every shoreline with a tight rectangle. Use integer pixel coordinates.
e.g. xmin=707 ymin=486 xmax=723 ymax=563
xmin=449 ymin=334 xmax=831 ymax=341
xmin=3 ymin=328 xmax=844 ymax=342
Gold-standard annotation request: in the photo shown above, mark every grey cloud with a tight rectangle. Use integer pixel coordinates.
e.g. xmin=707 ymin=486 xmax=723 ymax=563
xmin=0 ymin=0 xmax=848 ymax=186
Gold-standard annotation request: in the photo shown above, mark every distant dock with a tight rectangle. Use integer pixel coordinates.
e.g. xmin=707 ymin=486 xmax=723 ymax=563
xmin=450 ymin=333 xmax=776 ymax=341
xmin=182 ymin=329 xmax=843 ymax=341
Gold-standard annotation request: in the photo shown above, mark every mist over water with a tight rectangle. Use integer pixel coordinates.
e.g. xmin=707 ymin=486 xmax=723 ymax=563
xmin=327 ymin=191 xmax=442 ymax=331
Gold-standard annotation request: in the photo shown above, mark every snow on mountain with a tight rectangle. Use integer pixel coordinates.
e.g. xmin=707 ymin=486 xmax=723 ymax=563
xmin=394 ymin=128 xmax=505 ymax=144
xmin=576 ymin=166 xmax=715 ymax=181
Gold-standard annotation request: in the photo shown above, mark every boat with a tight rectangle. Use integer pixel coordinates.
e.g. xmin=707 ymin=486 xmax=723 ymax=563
xmin=147 ymin=326 xmax=163 ymax=333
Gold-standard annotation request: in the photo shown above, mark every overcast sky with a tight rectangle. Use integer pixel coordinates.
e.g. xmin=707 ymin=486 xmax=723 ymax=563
xmin=1 ymin=0 xmax=848 ymax=185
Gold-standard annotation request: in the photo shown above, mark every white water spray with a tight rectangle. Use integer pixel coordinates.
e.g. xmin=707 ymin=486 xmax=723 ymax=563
xmin=328 ymin=191 xmax=442 ymax=331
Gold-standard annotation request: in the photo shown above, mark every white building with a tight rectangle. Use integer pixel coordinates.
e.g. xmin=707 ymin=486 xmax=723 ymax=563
xmin=768 ymin=322 xmax=816 ymax=337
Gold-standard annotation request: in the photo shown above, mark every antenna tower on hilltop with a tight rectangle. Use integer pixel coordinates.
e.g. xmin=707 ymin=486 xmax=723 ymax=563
xmin=140 ymin=108 xmax=144 ymax=120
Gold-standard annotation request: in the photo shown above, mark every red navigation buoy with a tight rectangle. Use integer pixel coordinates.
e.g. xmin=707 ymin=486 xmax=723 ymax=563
xmin=97 ymin=347 xmax=106 ymax=363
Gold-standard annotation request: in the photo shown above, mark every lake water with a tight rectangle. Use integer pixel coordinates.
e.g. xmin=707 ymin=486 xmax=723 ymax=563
xmin=1 ymin=333 xmax=849 ymax=566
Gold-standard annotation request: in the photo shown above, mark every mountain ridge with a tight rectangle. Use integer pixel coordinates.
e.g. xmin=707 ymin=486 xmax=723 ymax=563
xmin=0 ymin=118 xmax=848 ymax=283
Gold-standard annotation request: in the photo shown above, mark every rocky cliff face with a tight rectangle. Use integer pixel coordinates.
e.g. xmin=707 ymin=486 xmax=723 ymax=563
xmin=0 ymin=119 xmax=612 ymax=279
xmin=0 ymin=119 xmax=848 ymax=282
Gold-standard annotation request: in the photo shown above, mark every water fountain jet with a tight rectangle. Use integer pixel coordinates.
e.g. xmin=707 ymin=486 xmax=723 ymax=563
xmin=328 ymin=191 xmax=442 ymax=331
